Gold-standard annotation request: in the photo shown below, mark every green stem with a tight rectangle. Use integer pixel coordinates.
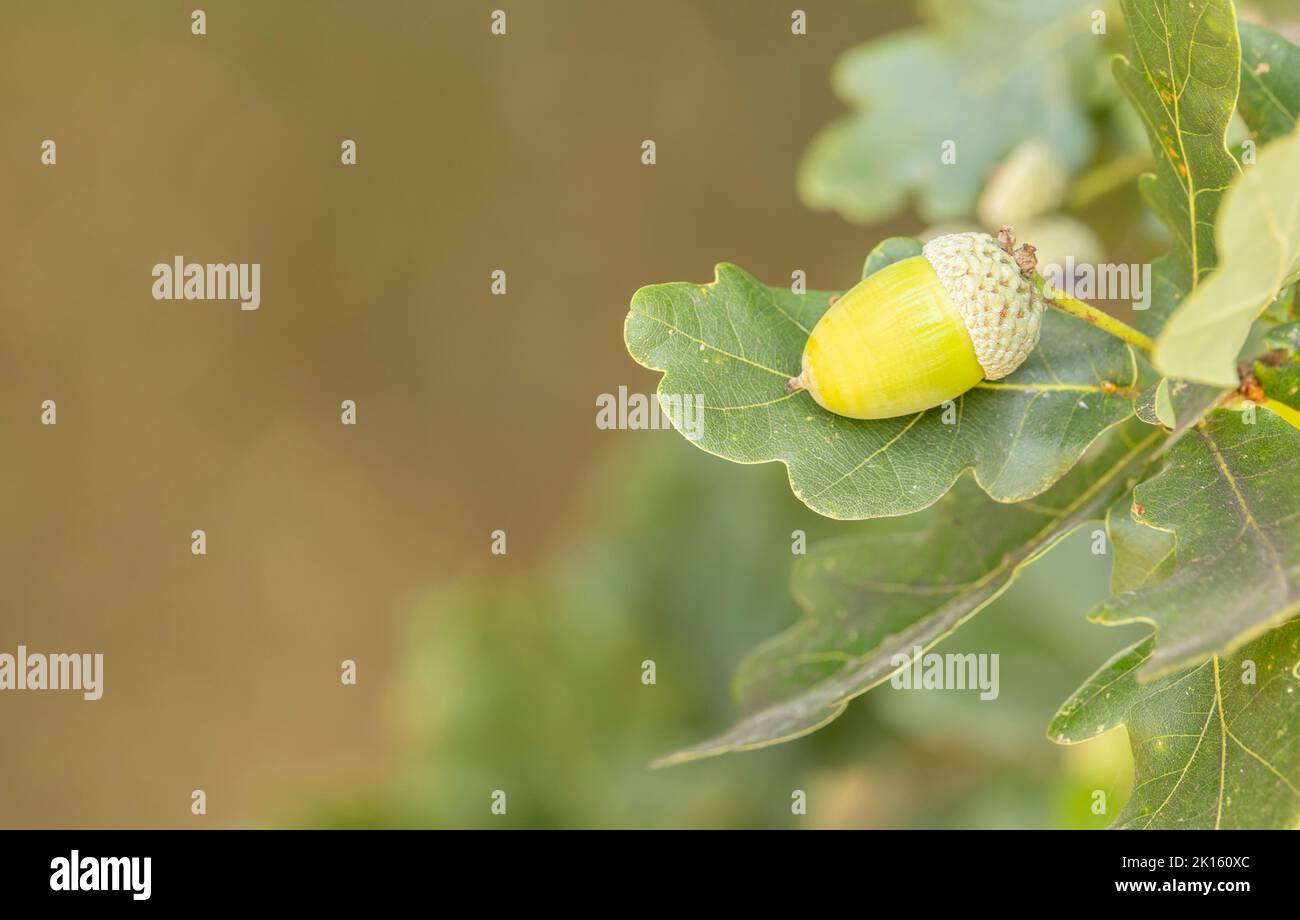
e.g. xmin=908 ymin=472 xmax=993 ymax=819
xmin=1065 ymin=153 xmax=1152 ymax=210
xmin=1030 ymin=273 xmax=1156 ymax=355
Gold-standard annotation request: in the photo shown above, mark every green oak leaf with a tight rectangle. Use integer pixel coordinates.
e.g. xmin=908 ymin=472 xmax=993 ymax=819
xmin=1104 ymin=490 xmax=1175 ymax=595
xmin=860 ymin=237 xmax=923 ymax=280
xmin=1134 ymin=378 xmax=1229 ymax=434
xmin=1256 ymin=358 xmax=1300 ymax=412
xmin=1050 ymin=622 xmax=1300 ymax=829
xmin=1151 ymin=377 xmax=1176 ymax=428
xmin=1091 ymin=408 xmax=1300 ymax=677
xmin=1058 ymin=480 xmax=1300 ymax=829
xmin=625 ymin=260 xmax=1139 ymax=520
xmin=1239 ymin=22 xmax=1300 ymax=144
xmin=1134 ymin=378 xmax=1176 ymax=427
xmin=797 ymin=0 xmax=1097 ymax=224
xmin=1153 ymin=127 xmax=1300 ymax=385
xmin=653 ymin=424 xmax=1161 ymax=766
xmin=1114 ymin=0 xmax=1241 ymax=335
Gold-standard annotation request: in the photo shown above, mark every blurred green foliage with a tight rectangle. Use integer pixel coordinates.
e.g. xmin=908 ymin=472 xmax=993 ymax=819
xmin=288 ymin=436 xmax=1143 ymax=828
xmin=798 ymin=0 xmax=1104 ymax=223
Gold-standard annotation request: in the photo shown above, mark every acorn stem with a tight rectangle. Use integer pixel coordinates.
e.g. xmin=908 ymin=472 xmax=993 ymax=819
xmin=1029 ymin=273 xmax=1156 ymax=355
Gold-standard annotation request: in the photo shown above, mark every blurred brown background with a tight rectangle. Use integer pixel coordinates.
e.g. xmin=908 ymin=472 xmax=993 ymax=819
xmin=0 ymin=1 xmax=913 ymax=827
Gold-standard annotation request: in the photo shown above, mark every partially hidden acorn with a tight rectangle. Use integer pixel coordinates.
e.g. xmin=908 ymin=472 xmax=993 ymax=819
xmin=788 ymin=231 xmax=1044 ymax=420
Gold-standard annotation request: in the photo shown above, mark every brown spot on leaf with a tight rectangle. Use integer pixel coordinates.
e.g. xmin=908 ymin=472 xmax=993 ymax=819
xmin=1239 ymin=374 xmax=1265 ymax=405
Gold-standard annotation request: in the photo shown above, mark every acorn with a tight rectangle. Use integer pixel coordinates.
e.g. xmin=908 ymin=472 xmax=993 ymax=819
xmin=788 ymin=231 xmax=1044 ymax=420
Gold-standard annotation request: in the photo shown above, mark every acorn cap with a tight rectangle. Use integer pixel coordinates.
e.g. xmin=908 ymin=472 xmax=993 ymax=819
xmin=921 ymin=231 xmax=1043 ymax=380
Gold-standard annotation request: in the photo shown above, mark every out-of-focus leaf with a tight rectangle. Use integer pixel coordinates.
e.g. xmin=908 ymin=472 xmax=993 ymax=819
xmin=1265 ymin=319 xmax=1300 ymax=351
xmin=1153 ymin=129 xmax=1300 ymax=385
xmin=1114 ymin=0 xmax=1241 ymax=335
xmin=1091 ymin=409 xmax=1300 ymax=677
xmin=328 ymin=438 xmax=869 ymax=828
xmin=1050 ymin=621 xmax=1300 ymax=829
xmin=294 ymin=434 xmax=1133 ymax=828
xmin=1239 ymin=22 xmax=1300 ymax=143
xmin=653 ymin=425 xmax=1161 ymax=766
xmin=977 ymin=138 xmax=1071 ymax=227
xmin=797 ymin=0 xmax=1097 ymax=224
xmin=1014 ymin=215 xmax=1106 ymax=269
xmin=624 ymin=260 xmax=1139 ymax=520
